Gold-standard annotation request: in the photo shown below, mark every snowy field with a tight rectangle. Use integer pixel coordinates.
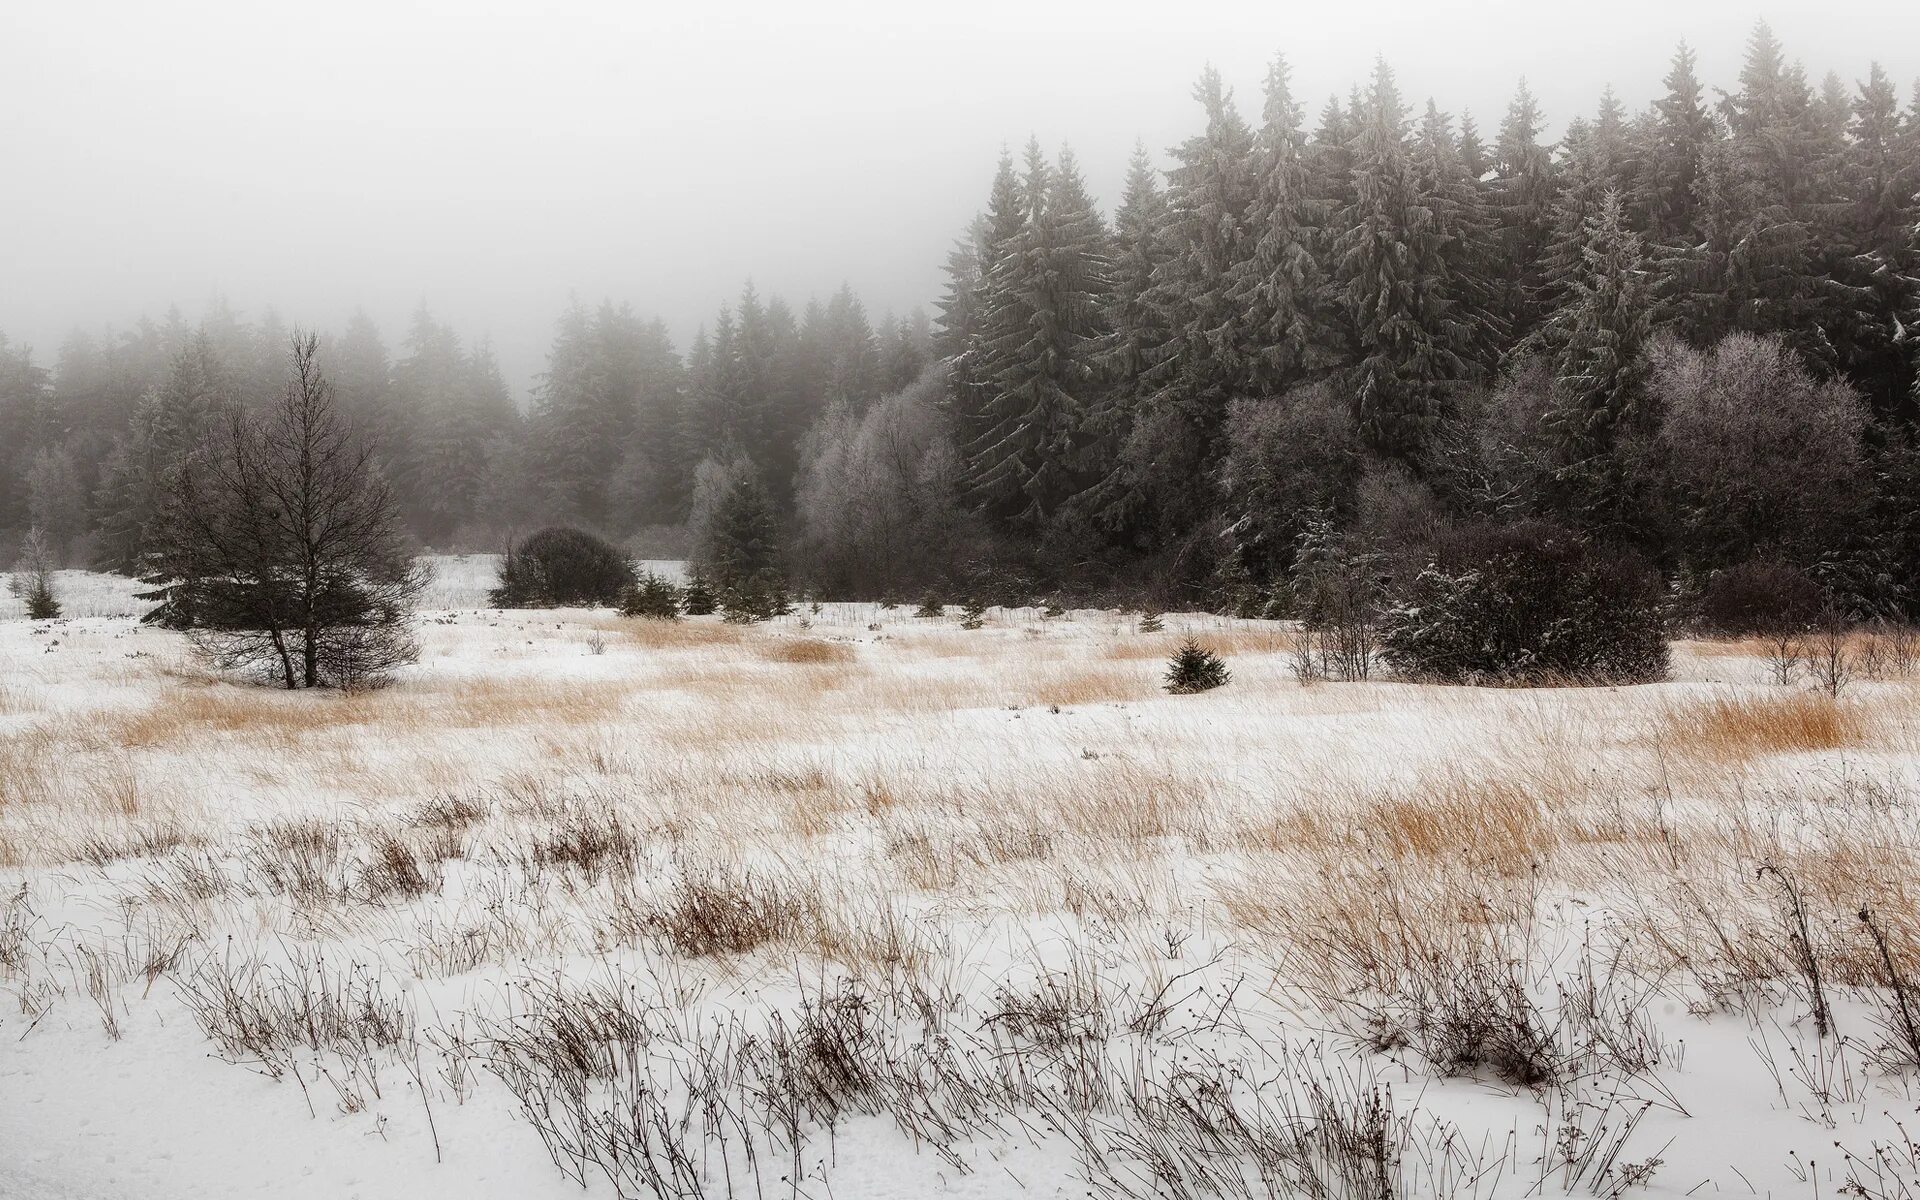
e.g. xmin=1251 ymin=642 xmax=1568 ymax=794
xmin=4 ymin=558 xmax=1920 ymax=1199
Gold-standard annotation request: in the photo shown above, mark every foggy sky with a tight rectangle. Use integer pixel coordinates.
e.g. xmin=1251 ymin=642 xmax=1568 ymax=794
xmin=5 ymin=0 xmax=1917 ymax=401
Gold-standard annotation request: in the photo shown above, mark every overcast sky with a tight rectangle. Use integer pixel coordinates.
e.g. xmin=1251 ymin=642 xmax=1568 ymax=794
xmin=4 ymin=0 xmax=1917 ymax=399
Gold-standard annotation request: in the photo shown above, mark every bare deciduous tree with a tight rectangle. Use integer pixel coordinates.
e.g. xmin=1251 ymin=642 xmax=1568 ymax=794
xmin=142 ymin=332 xmax=424 ymax=689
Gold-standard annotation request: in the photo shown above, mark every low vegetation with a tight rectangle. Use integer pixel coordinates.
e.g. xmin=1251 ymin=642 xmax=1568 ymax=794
xmin=4 ymin=575 xmax=1920 ymax=1198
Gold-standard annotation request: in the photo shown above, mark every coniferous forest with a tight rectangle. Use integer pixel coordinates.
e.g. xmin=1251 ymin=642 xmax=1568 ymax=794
xmin=5 ymin=23 xmax=1920 ymax=623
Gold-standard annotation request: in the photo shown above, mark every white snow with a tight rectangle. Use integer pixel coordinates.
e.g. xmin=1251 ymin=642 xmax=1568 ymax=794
xmin=4 ymin=559 xmax=1920 ymax=1198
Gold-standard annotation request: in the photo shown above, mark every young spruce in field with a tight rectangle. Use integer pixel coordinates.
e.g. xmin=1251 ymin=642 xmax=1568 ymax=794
xmin=619 ymin=572 xmax=683 ymax=620
xmin=680 ymin=574 xmax=717 ymax=616
xmin=1165 ymin=637 xmax=1229 ymax=694
xmin=12 ymin=528 xmax=62 ymax=620
xmin=959 ymin=599 xmax=987 ymax=630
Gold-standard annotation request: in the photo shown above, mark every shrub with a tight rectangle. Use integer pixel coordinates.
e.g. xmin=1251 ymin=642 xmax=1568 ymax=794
xmin=716 ymin=575 xmax=791 ymax=624
xmin=1138 ymin=611 xmax=1164 ymax=633
xmin=489 ymin=527 xmax=635 ymax=609
xmin=1695 ymin=560 xmax=1826 ymax=636
xmin=959 ymin=599 xmax=987 ymax=630
xmin=1380 ymin=523 xmax=1669 ymax=685
xmin=1165 ymin=638 xmax=1230 ymax=694
xmin=619 ymin=572 xmax=683 ymax=620
xmin=682 ymin=574 xmax=717 ymax=616
xmin=1288 ymin=517 xmax=1385 ymax=683
xmin=10 ymin=529 xmax=61 ymax=620
xmin=914 ymin=595 xmax=944 ymax=618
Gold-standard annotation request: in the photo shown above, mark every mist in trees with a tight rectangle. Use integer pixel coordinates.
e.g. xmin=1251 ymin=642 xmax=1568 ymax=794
xmin=4 ymin=21 xmax=1919 ymax=628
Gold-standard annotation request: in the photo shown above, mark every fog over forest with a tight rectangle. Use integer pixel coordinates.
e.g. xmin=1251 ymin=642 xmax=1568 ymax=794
xmin=20 ymin=9 xmax=1920 ymax=1198
xmin=8 ymin=0 xmax=1920 ymax=628
xmin=6 ymin=0 xmax=1913 ymax=399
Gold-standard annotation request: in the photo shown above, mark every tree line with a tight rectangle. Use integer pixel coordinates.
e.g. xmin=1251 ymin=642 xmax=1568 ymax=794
xmin=5 ymin=22 xmax=1920 ymax=629
xmin=923 ymin=24 xmax=1920 ymax=622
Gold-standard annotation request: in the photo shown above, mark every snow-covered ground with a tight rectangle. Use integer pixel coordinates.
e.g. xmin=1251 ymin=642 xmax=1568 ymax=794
xmin=4 ymin=559 xmax=1920 ymax=1199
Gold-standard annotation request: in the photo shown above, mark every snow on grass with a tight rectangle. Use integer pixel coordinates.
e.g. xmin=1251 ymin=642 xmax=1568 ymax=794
xmin=4 ymin=563 xmax=1920 ymax=1198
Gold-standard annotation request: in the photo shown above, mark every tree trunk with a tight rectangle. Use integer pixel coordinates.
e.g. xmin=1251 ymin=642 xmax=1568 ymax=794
xmin=269 ymin=628 xmax=297 ymax=689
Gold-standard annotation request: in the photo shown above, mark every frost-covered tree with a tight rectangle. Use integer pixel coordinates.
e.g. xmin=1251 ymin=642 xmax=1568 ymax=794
xmin=967 ymin=140 xmax=1111 ymax=530
xmin=1490 ymin=80 xmax=1558 ymax=347
xmin=1231 ymin=53 xmax=1322 ymax=395
xmin=1333 ymin=60 xmax=1472 ymax=461
xmin=1542 ymin=190 xmax=1656 ymax=535
xmin=93 ymin=331 xmax=235 ymax=572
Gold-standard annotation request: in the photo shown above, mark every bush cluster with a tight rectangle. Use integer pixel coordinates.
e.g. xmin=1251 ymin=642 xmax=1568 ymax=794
xmin=1379 ymin=524 xmax=1670 ymax=686
xmin=490 ymin=528 xmax=635 ymax=609
xmin=619 ymin=572 xmax=683 ymax=620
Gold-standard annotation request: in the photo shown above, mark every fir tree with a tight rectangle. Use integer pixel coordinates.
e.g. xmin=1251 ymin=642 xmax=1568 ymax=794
xmin=1833 ymin=62 xmax=1920 ymax=417
xmin=701 ymin=467 xmax=785 ymax=601
xmin=1491 ymin=79 xmax=1559 ymax=347
xmin=1543 ymin=190 xmax=1655 ymax=535
xmin=10 ymin=528 xmax=61 ymax=620
xmin=940 ymin=152 xmax=1027 ymax=473
xmin=93 ymin=331 xmax=234 ymax=573
xmin=620 ymin=571 xmax=683 ymax=620
xmin=959 ymin=598 xmax=987 ymax=629
xmin=1333 ymin=60 xmax=1471 ymax=461
xmin=1648 ymin=42 xmax=1716 ymax=244
xmin=1165 ymin=637 xmax=1230 ymax=693
xmin=681 ymin=573 xmax=717 ymax=616
xmin=968 ymin=140 xmax=1111 ymax=530
xmin=1411 ymin=99 xmax=1503 ymax=373
xmin=1114 ymin=67 xmax=1259 ymax=546
xmin=1232 ymin=53 xmax=1322 ymax=394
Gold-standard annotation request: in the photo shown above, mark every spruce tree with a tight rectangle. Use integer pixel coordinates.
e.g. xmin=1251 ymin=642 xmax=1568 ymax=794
xmin=1411 ymin=99 xmax=1502 ymax=374
xmin=967 ymin=140 xmax=1111 ymax=530
xmin=1232 ymin=53 xmax=1322 ymax=394
xmin=93 ymin=331 xmax=234 ymax=573
xmin=1543 ymin=190 xmax=1655 ymax=535
xmin=1491 ymin=79 xmax=1559 ymax=347
xmin=1648 ymin=43 xmax=1716 ymax=244
xmin=1086 ymin=143 xmax=1175 ymax=524
xmin=1333 ymin=60 xmax=1470 ymax=461
xmin=1147 ymin=68 xmax=1257 ymax=408
xmin=1714 ymin=21 xmax=1831 ymax=364
xmin=1833 ymin=62 xmax=1919 ymax=417
xmin=940 ymin=152 xmax=1026 ymax=477
xmin=701 ymin=467 xmax=785 ymax=605
xmin=1116 ymin=67 xmax=1258 ymax=545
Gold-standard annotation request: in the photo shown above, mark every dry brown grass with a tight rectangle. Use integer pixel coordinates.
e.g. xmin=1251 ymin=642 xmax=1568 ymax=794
xmin=586 ymin=615 xmax=746 ymax=649
xmin=1253 ymin=773 xmax=1555 ymax=872
xmin=429 ymin=677 xmax=633 ymax=727
xmin=1666 ymin=691 xmax=1866 ymax=759
xmin=0 ymin=727 xmax=58 ymax=808
xmin=761 ymin=637 xmax=855 ymax=665
xmin=1099 ymin=627 xmax=1298 ymax=660
xmin=1026 ymin=664 xmax=1152 ymax=707
xmin=108 ymin=688 xmax=378 ymax=747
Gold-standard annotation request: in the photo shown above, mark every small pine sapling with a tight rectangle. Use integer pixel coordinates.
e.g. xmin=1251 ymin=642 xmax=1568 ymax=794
xmin=959 ymin=599 xmax=987 ymax=630
xmin=720 ymin=588 xmax=763 ymax=624
xmin=620 ymin=572 xmax=683 ymax=620
xmin=11 ymin=529 xmax=62 ymax=620
xmin=1139 ymin=611 xmax=1164 ymax=633
xmin=915 ymin=595 xmax=944 ymax=618
xmin=682 ymin=574 xmax=718 ymax=616
xmin=1165 ymin=637 xmax=1229 ymax=694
